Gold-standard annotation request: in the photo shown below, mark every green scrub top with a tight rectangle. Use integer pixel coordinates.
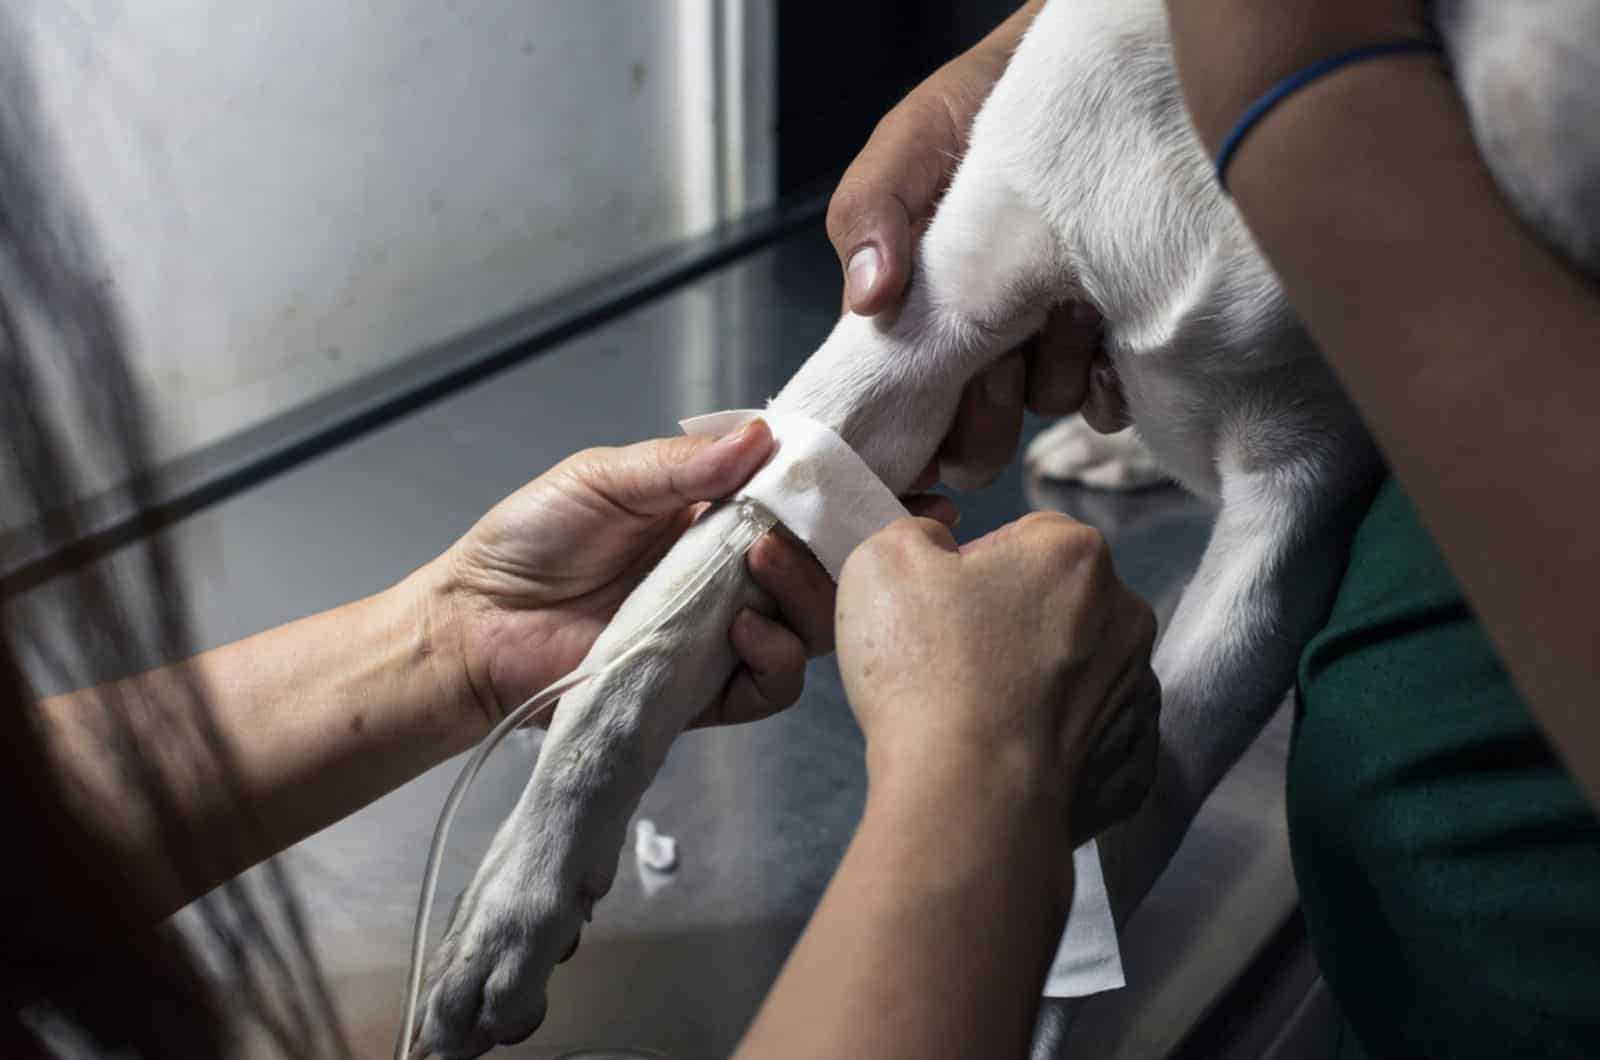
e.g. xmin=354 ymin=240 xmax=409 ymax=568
xmin=1291 ymin=477 xmax=1600 ymax=1058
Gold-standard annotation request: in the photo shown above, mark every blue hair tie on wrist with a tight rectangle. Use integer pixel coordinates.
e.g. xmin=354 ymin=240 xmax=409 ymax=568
xmin=1214 ymin=38 xmax=1444 ymax=192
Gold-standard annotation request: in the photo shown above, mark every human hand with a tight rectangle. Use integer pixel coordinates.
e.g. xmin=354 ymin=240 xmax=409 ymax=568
xmin=433 ymin=422 xmax=869 ymax=732
xmin=826 ymin=2 xmax=1119 ymax=487
xmin=835 ymin=514 xmax=1160 ymax=848
xmin=1164 ymin=1 xmax=1431 ymax=155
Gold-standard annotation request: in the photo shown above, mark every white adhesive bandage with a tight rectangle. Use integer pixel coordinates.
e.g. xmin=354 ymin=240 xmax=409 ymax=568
xmin=1052 ymin=840 xmax=1125 ymax=997
xmin=683 ymin=408 xmax=1124 ymax=998
xmin=681 ymin=409 xmax=909 ymax=580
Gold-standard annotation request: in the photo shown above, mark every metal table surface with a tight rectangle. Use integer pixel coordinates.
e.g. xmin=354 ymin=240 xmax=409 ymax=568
xmin=159 ymin=226 xmax=1297 ymax=1059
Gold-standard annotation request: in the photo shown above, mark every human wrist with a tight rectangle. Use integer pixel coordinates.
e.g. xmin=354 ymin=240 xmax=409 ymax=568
xmin=399 ymin=554 xmax=495 ymax=747
xmin=865 ymin=732 xmax=1072 ymax=842
xmin=858 ymin=684 xmax=1072 ymax=799
xmin=863 ymin=741 xmax=1075 ymax=906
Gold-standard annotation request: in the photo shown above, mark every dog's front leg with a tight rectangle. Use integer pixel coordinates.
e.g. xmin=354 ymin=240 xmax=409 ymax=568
xmin=416 ymin=152 xmax=1065 ymax=1059
xmin=416 ymin=501 xmax=770 ymax=1058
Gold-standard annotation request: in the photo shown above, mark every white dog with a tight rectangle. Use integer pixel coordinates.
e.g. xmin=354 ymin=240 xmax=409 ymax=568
xmin=416 ymin=1 xmax=1600 ymax=1054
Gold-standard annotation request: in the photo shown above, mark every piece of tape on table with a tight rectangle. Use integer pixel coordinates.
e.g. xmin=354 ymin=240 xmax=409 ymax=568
xmin=681 ymin=407 xmax=1125 ymax=998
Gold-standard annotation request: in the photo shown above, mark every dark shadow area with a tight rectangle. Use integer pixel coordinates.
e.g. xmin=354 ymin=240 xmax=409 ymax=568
xmin=777 ymin=0 xmax=1020 ymax=195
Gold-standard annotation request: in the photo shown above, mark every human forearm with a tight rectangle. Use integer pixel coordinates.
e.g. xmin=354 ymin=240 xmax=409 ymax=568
xmin=1222 ymin=58 xmax=1600 ymax=804
xmin=742 ymin=515 xmax=1156 ymax=1057
xmin=36 ymin=558 xmax=481 ymax=914
xmin=735 ymin=757 xmax=1072 ymax=1060
xmin=32 ymin=427 xmax=835 ymax=922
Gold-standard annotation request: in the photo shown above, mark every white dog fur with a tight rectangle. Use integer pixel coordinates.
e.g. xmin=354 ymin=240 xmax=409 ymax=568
xmin=417 ymin=1 xmax=1600 ymax=1054
xmin=1027 ymin=416 xmax=1167 ymax=490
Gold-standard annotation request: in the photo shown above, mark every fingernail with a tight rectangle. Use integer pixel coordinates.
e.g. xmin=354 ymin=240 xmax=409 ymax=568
xmin=984 ymin=356 xmax=1024 ymax=406
xmin=710 ymin=420 xmax=760 ymax=454
xmin=845 ymin=245 xmax=882 ymax=311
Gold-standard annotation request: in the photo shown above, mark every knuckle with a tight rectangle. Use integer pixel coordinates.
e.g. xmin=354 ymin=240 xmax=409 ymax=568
xmin=845 ymin=529 xmax=900 ymax=579
xmin=1017 ymin=509 xmax=1071 ymax=533
xmin=837 ymin=543 xmax=872 ymax=584
xmin=1040 ymin=517 xmax=1108 ymax=569
xmin=1081 ymin=533 xmax=1122 ymax=595
xmin=826 ymin=180 xmax=875 ymax=250
xmin=638 ymin=440 xmax=687 ymax=497
xmin=881 ymin=517 xmax=929 ymax=549
xmin=859 ymin=526 xmax=901 ymax=561
xmin=1077 ymin=522 xmax=1112 ymax=559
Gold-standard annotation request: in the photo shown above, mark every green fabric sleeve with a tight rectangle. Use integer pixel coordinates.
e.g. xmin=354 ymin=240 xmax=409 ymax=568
xmin=1291 ymin=478 xmax=1600 ymax=1059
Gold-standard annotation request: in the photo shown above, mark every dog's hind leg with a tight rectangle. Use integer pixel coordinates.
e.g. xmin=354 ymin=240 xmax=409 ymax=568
xmin=1033 ymin=391 xmax=1379 ymax=1053
xmin=1105 ymin=440 xmax=1373 ymax=916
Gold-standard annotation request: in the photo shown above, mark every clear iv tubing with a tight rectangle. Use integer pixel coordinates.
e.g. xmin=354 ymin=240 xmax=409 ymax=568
xmin=395 ymin=501 xmax=775 ymax=1060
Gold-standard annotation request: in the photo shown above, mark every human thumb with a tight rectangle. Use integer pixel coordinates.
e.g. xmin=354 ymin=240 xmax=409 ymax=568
xmin=827 ymin=181 xmax=913 ymax=316
xmin=581 ymin=420 xmax=774 ymax=517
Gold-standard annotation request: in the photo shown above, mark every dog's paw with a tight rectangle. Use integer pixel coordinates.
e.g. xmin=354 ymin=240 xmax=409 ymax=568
xmin=414 ymin=868 xmax=589 ymax=1059
xmin=1025 ymin=415 xmax=1166 ymax=491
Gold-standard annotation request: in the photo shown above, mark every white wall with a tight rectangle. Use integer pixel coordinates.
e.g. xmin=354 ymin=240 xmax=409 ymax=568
xmin=21 ymin=1 xmax=774 ymax=463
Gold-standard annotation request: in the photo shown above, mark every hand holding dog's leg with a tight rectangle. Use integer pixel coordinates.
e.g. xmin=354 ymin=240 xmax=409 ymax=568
xmin=439 ymin=421 xmax=833 ymax=730
xmin=737 ymin=514 xmax=1159 ymax=1060
xmin=418 ymin=118 xmax=1074 ymax=1055
xmin=825 ymin=0 xmax=1106 ymax=490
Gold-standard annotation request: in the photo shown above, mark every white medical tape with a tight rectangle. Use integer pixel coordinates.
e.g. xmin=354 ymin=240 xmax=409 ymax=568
xmin=1047 ymin=839 xmax=1125 ymax=997
xmin=684 ymin=407 xmax=1125 ymax=998
xmin=681 ymin=409 xmax=909 ymax=581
